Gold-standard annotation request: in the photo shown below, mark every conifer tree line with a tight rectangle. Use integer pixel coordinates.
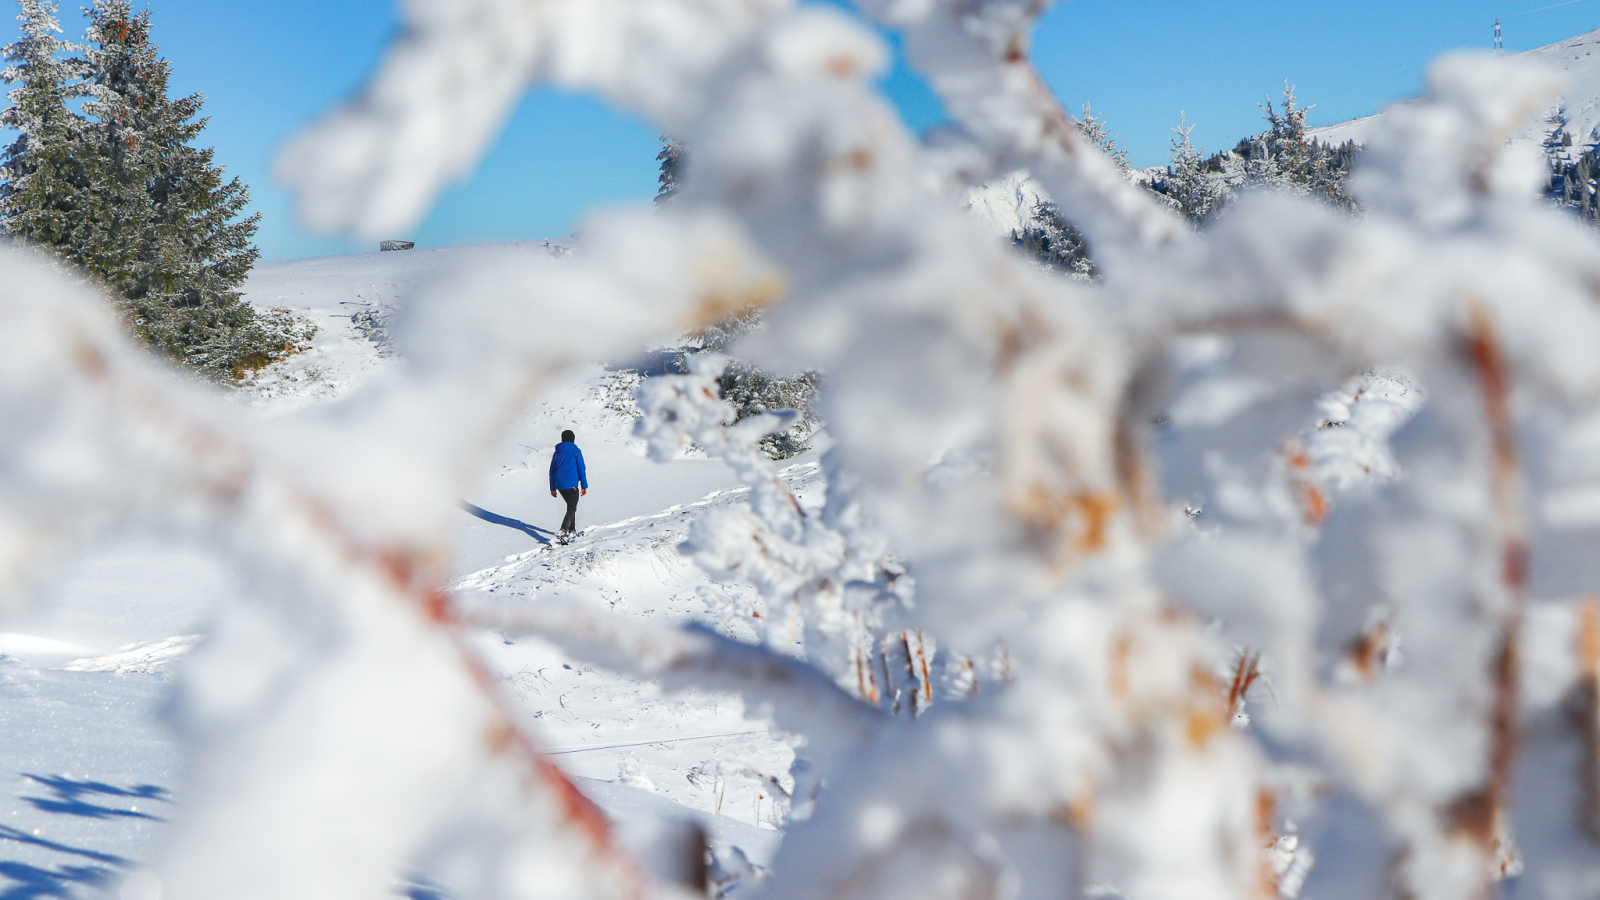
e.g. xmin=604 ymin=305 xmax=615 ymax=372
xmin=1149 ymin=84 xmax=1361 ymax=226
xmin=1540 ymin=107 xmax=1600 ymax=226
xmin=1017 ymin=86 xmax=1360 ymax=279
xmin=0 ymin=0 xmax=310 ymax=381
xmin=1018 ymin=83 xmax=1600 ymax=277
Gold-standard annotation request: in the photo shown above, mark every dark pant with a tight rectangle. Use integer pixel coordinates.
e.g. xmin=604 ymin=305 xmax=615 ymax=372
xmin=559 ymin=488 xmax=580 ymax=533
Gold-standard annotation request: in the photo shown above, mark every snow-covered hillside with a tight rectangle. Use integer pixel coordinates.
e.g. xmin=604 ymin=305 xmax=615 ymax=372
xmin=1313 ymin=26 xmax=1600 ymax=148
xmin=0 ymin=243 xmax=800 ymax=899
xmin=238 ymin=240 xmax=569 ymax=412
xmin=962 ymin=170 xmax=1045 ymax=238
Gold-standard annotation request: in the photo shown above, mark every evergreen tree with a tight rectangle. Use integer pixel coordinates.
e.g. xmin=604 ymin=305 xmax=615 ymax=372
xmin=1309 ymin=139 xmax=1360 ymax=213
xmin=1009 ymin=103 xmax=1129 ymax=278
xmin=1249 ymin=82 xmax=1312 ymax=190
xmin=0 ymin=0 xmax=83 ymax=252
xmin=716 ymin=357 xmax=823 ymax=459
xmin=1162 ymin=113 xmax=1227 ymax=226
xmin=653 ymin=307 xmax=824 ymax=459
xmin=70 ymin=0 xmax=302 ymax=380
xmin=1077 ymin=102 xmax=1129 ymax=174
xmin=655 ymin=136 xmax=684 ymax=206
xmin=1241 ymin=82 xmax=1357 ymax=213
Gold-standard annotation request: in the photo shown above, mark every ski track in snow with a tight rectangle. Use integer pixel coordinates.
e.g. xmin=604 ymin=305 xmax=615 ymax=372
xmin=0 ymin=245 xmax=800 ymax=898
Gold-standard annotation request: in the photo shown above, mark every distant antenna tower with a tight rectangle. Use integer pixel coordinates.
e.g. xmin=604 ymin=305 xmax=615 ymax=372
xmin=1495 ymin=18 xmax=1504 ymax=56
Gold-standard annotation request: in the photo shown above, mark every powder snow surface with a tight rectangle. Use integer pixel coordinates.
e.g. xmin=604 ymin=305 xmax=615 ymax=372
xmin=0 ymin=245 xmax=791 ymax=898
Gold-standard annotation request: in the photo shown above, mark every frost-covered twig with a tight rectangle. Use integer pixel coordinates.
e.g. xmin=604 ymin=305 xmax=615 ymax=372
xmin=12 ymin=1 xmax=1600 ymax=898
xmin=1459 ymin=299 xmax=1526 ymax=880
xmin=855 ymin=0 xmax=1187 ymax=260
xmin=275 ymin=0 xmax=786 ymax=237
xmin=1580 ymin=597 xmax=1600 ymax=840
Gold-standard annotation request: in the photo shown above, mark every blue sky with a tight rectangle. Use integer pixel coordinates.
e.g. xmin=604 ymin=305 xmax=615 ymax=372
xmin=3 ymin=0 xmax=1598 ymax=260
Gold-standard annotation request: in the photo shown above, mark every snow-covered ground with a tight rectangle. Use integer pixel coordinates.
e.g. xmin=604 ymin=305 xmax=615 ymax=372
xmin=0 ymin=243 xmax=797 ymax=898
xmin=962 ymin=170 xmax=1044 ymax=238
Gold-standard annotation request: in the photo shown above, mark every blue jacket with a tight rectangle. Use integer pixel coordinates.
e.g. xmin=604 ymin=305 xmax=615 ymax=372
xmin=549 ymin=441 xmax=588 ymax=491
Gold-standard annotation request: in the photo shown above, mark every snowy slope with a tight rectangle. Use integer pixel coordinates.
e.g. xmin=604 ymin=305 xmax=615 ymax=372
xmin=1313 ymin=26 xmax=1600 ymax=148
xmin=237 ymin=241 xmax=569 ymax=413
xmin=0 ymin=243 xmax=799 ymax=898
xmin=456 ymin=458 xmax=828 ymax=829
xmin=962 ymin=170 xmax=1046 ymax=238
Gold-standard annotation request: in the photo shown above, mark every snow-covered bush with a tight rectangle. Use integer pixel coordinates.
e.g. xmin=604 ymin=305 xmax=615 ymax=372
xmin=692 ymin=313 xmax=822 ymax=460
xmin=642 ymin=307 xmax=824 ymax=459
xmin=3 ymin=2 xmax=1600 ymax=900
xmin=349 ymin=290 xmax=399 ymax=356
xmin=715 ymin=357 xmax=821 ymax=459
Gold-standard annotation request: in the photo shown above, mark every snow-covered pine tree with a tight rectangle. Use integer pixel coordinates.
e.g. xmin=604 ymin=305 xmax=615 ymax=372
xmin=1077 ymin=102 xmax=1129 ymax=174
xmin=647 ymin=306 xmax=825 ymax=459
xmin=1013 ymin=199 xmax=1096 ymax=279
xmin=1162 ymin=112 xmax=1226 ymax=226
xmin=1250 ymin=82 xmax=1311 ymax=190
xmin=716 ymin=358 xmax=823 ymax=459
xmin=655 ymin=136 xmax=684 ymax=205
xmin=0 ymin=0 xmax=84 ymax=253
xmin=1308 ymin=138 xmax=1359 ymax=214
xmin=1011 ymin=103 xmax=1131 ymax=276
xmin=72 ymin=0 xmax=304 ymax=381
xmin=1247 ymin=82 xmax=1357 ymax=213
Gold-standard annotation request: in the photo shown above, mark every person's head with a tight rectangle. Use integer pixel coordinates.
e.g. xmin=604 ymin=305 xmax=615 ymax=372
xmin=561 ymin=429 xmax=576 ymax=443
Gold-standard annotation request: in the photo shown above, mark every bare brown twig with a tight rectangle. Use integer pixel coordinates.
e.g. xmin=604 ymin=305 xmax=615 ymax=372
xmin=1578 ymin=596 xmax=1600 ymax=841
xmin=1228 ymin=649 xmax=1263 ymax=724
xmin=1456 ymin=299 xmax=1527 ymax=885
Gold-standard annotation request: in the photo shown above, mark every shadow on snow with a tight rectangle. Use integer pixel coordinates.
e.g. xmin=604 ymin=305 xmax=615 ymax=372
xmin=19 ymin=776 xmax=166 ymax=822
xmin=0 ymin=776 xmax=171 ymax=898
xmin=0 ymin=822 xmax=130 ymax=900
xmin=0 ymin=860 xmax=115 ymax=900
xmin=459 ymin=501 xmax=553 ymax=546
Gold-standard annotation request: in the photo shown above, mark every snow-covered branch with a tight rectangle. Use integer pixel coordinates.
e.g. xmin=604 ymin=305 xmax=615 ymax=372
xmin=9 ymin=0 xmax=1600 ymax=898
xmin=856 ymin=0 xmax=1187 ymax=262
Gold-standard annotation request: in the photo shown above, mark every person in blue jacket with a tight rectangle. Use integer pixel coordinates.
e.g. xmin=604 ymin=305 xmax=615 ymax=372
xmin=549 ymin=429 xmax=588 ymax=542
